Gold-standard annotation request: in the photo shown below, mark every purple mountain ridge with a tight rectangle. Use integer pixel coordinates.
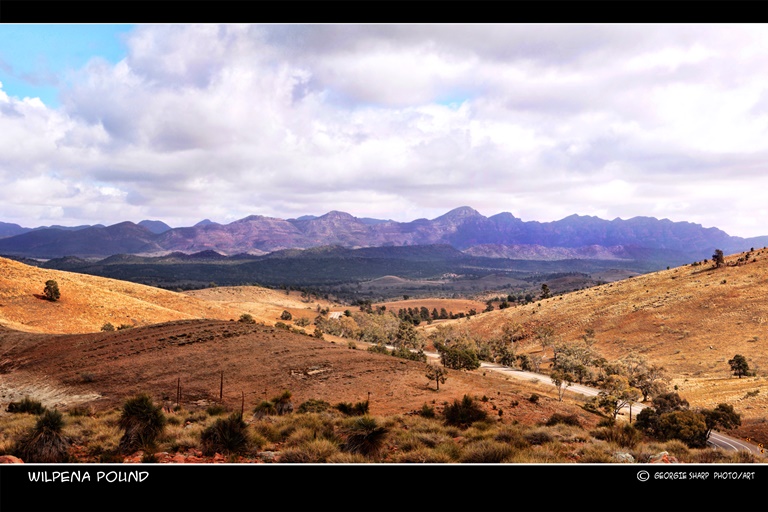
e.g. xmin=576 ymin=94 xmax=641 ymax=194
xmin=0 ymin=206 xmax=766 ymax=261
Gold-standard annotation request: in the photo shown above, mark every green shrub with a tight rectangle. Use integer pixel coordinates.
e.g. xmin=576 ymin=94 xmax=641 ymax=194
xmin=118 ymin=394 xmax=167 ymax=454
xmin=419 ymin=403 xmax=436 ymax=418
xmin=43 ymin=280 xmax=61 ymax=301
xmin=6 ymin=397 xmax=46 ymax=415
xmin=200 ymin=412 xmax=250 ymax=456
xmin=101 ymin=322 xmax=115 ymax=332
xmin=253 ymin=401 xmax=277 ymax=419
xmin=443 ymin=395 xmax=488 ymax=429
xmin=341 ymin=416 xmax=388 ymax=458
xmin=272 ymin=390 xmax=294 ymax=415
xmin=545 ymin=413 xmax=582 ymax=427
xmin=524 ymin=429 xmax=554 ymax=446
xmin=13 ymin=409 xmax=70 ymax=463
xmin=297 ymin=399 xmax=331 ymax=414
xmin=367 ymin=344 xmax=390 ymax=355
xmin=335 ymin=401 xmax=369 ymax=416
xmin=239 ymin=313 xmax=256 ymax=324
xmin=205 ymin=404 xmax=229 ymax=416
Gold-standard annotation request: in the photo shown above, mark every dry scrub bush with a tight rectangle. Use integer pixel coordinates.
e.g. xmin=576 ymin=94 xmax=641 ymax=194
xmin=661 ymin=439 xmax=691 ymax=460
xmin=576 ymin=444 xmax=614 ymax=463
xmin=250 ymin=419 xmax=283 ymax=444
xmin=0 ymin=415 xmax=37 ymax=455
xmin=278 ymin=439 xmax=340 ymax=463
xmin=200 ymin=413 xmax=251 ymax=456
xmin=325 ymin=452 xmax=369 ymax=463
xmin=393 ymin=447 xmax=453 ymax=463
xmin=459 ymin=439 xmax=515 ymax=463
xmin=493 ymin=425 xmax=531 ymax=449
xmin=13 ymin=409 xmax=71 ymax=463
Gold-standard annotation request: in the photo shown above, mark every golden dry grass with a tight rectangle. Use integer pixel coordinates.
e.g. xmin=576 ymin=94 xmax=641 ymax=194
xmin=0 ymin=257 xmax=248 ymax=334
xmin=430 ymin=249 xmax=768 ymax=429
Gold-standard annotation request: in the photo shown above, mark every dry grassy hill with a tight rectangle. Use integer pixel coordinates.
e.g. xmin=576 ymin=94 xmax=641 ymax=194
xmin=184 ymin=286 xmax=339 ymax=326
xmin=0 ymin=257 xmax=253 ymax=334
xmin=434 ymin=249 xmax=768 ymax=442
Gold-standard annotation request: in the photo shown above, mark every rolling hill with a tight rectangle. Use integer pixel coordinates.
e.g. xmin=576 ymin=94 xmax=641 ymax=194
xmin=439 ymin=248 xmax=768 ymax=442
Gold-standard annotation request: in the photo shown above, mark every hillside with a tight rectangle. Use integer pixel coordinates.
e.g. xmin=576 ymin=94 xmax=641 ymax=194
xmin=0 ymin=256 xmax=248 ymax=334
xmin=438 ymin=248 xmax=768 ymax=441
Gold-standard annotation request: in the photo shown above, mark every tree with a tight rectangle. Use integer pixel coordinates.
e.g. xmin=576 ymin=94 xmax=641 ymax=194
xmin=713 ymin=249 xmax=725 ymax=268
xmin=728 ymin=354 xmax=751 ymax=378
xmin=594 ymin=375 xmax=641 ymax=419
xmin=540 ymin=284 xmax=551 ymax=300
xmin=701 ymin=403 xmax=741 ymax=439
xmin=425 ymin=364 xmax=447 ymax=391
xmin=655 ymin=409 xmax=708 ymax=448
xmin=43 ymin=280 xmax=60 ymax=301
xmin=280 ymin=310 xmax=293 ymax=321
xmin=394 ymin=321 xmax=422 ymax=350
xmin=437 ymin=344 xmax=481 ymax=371
xmin=550 ymin=368 xmax=574 ymax=401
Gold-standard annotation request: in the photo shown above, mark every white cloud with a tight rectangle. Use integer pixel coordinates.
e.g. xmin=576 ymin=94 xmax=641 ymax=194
xmin=1 ymin=24 xmax=768 ymax=238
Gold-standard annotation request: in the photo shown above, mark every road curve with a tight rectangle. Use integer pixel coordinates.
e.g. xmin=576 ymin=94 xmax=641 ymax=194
xmin=424 ymin=352 xmax=766 ymax=458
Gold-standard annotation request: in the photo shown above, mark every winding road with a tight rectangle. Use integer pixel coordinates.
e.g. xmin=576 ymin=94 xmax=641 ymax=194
xmin=422 ymin=348 xmax=766 ymax=458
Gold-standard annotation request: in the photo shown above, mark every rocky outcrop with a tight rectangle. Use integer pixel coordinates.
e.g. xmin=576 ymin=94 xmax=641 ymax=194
xmin=649 ymin=451 xmax=680 ymax=463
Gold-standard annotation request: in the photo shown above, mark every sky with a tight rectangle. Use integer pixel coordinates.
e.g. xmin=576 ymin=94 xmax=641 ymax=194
xmin=1 ymin=24 xmax=768 ymax=238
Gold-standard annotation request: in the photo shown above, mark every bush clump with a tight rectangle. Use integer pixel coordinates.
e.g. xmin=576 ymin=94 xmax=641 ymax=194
xmin=200 ymin=412 xmax=250 ymax=456
xmin=335 ymin=401 xmax=369 ymax=416
xmin=13 ymin=408 xmax=71 ymax=463
xmin=443 ymin=395 xmax=488 ymax=429
xmin=118 ymin=394 xmax=167 ymax=454
xmin=545 ymin=413 xmax=582 ymax=427
xmin=341 ymin=416 xmax=388 ymax=458
xmin=297 ymin=399 xmax=331 ymax=414
xmin=6 ymin=397 xmax=46 ymax=415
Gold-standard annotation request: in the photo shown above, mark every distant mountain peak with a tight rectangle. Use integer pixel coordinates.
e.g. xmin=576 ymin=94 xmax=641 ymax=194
xmin=138 ymin=220 xmax=172 ymax=234
xmin=319 ymin=210 xmax=357 ymax=220
xmin=435 ymin=206 xmax=483 ymax=221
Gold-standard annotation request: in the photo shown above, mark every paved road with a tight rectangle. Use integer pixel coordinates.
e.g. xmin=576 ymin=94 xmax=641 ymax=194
xmin=423 ymin=350 xmax=766 ymax=458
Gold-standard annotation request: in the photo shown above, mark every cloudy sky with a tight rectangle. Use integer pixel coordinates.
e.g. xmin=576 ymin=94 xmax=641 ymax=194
xmin=1 ymin=24 xmax=767 ymax=237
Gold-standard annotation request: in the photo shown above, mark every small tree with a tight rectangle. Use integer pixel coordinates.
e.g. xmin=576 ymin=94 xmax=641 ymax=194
xmin=425 ymin=364 xmax=447 ymax=391
xmin=712 ymin=249 xmax=725 ymax=268
xmin=594 ymin=375 xmax=641 ymax=420
xmin=728 ymin=354 xmax=751 ymax=378
xmin=550 ymin=368 xmax=574 ymax=401
xmin=43 ymin=280 xmax=60 ymax=301
xmin=280 ymin=310 xmax=293 ymax=321
xmin=540 ymin=283 xmax=551 ymax=300
xmin=701 ymin=403 xmax=741 ymax=439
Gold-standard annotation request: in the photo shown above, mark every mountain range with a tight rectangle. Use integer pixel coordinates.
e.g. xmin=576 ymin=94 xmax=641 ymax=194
xmin=1 ymin=206 xmax=766 ymax=263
